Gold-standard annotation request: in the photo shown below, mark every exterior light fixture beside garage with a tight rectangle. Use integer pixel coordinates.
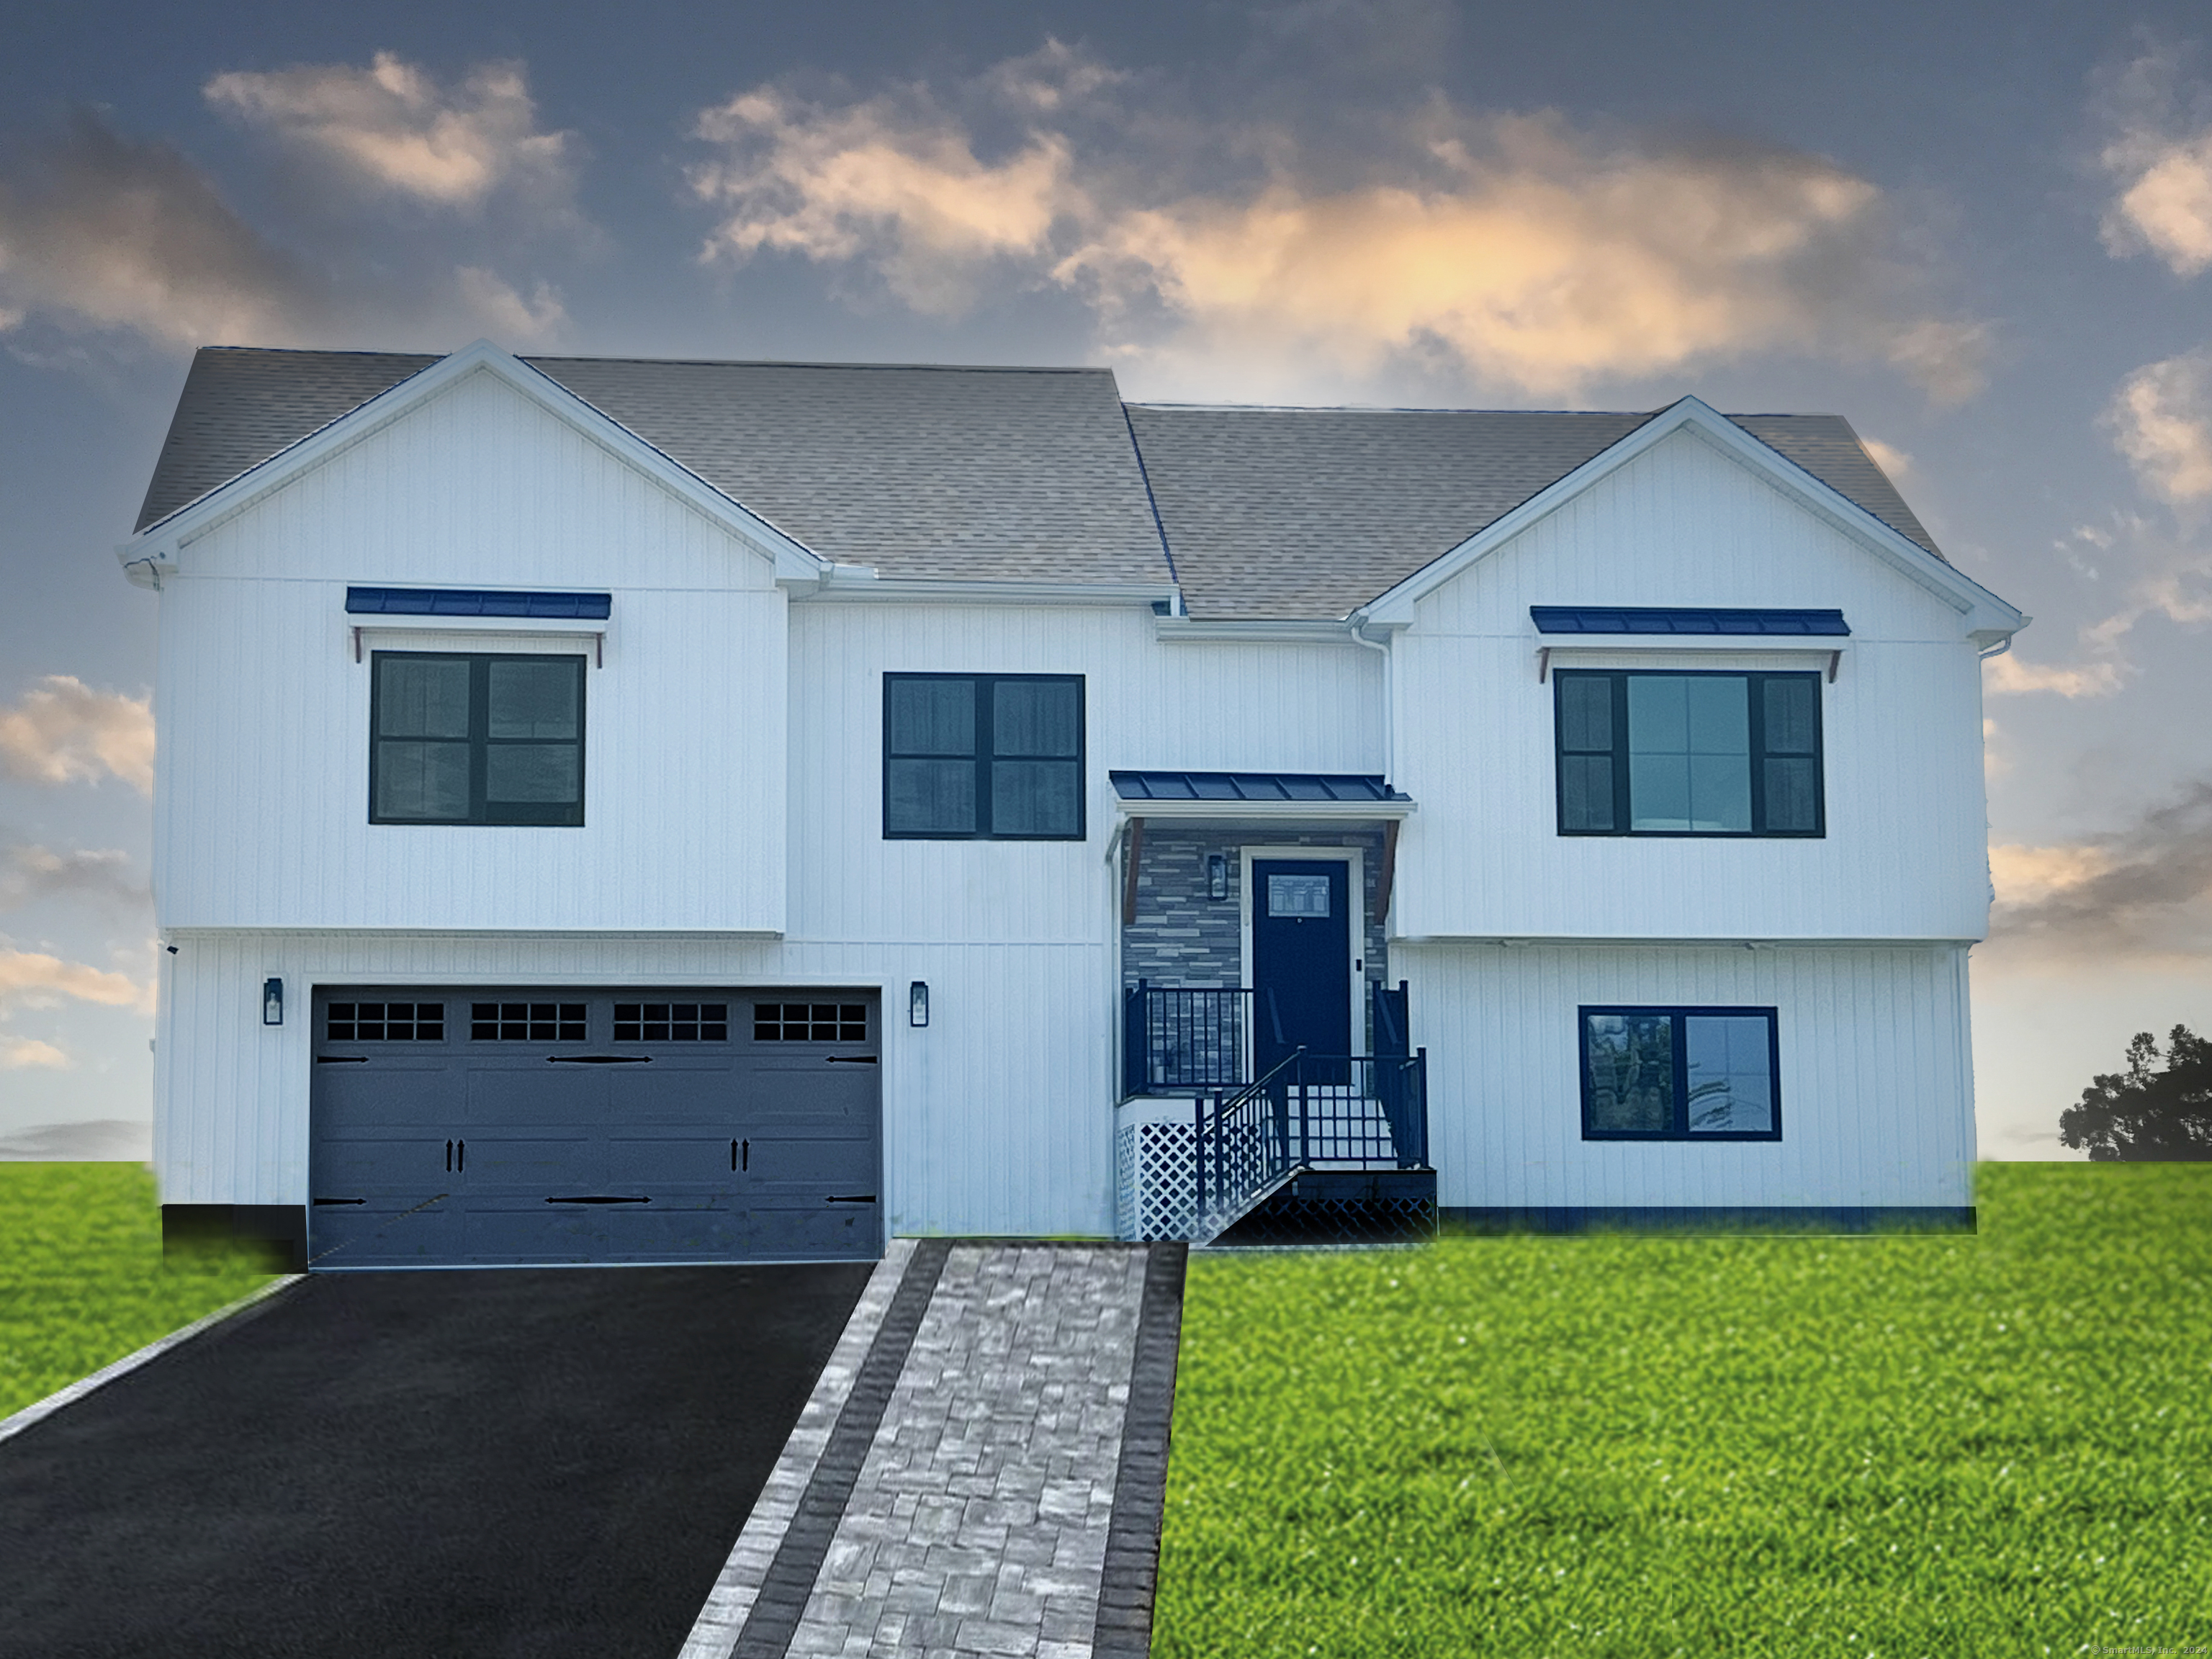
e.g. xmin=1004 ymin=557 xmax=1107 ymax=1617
xmin=909 ymin=981 xmax=930 ymax=1028
xmin=263 ymin=979 xmax=284 ymax=1026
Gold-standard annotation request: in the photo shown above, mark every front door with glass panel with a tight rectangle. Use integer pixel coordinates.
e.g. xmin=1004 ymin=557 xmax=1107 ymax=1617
xmin=1251 ymin=858 xmax=1351 ymax=1082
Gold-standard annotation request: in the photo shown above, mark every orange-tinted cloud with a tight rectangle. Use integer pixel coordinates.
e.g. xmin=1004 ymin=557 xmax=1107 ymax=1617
xmin=0 ymin=677 xmax=154 ymax=793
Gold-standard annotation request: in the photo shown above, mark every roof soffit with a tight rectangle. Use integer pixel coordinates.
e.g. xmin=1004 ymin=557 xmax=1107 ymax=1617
xmin=1354 ymin=397 xmax=2027 ymax=639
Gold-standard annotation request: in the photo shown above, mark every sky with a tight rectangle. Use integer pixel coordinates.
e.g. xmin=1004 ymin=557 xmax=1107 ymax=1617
xmin=2 ymin=0 xmax=2210 ymax=1161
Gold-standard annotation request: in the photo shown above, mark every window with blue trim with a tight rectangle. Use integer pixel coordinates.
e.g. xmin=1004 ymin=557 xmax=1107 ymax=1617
xmin=883 ymin=673 xmax=1084 ymax=839
xmin=1555 ymin=670 xmax=1823 ymax=836
xmin=1580 ymin=1006 xmax=1781 ymax=1140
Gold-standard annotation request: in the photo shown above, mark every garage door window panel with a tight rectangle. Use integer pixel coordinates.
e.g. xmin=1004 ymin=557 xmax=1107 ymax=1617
xmin=371 ymin=652 xmax=585 ymax=827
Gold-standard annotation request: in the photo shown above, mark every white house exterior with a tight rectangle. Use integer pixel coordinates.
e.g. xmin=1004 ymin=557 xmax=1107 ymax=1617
xmin=119 ymin=342 xmax=2026 ymax=1269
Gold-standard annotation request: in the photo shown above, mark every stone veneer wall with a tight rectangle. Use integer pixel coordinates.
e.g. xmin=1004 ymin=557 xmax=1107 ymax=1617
xmin=1120 ymin=825 xmax=1391 ymax=996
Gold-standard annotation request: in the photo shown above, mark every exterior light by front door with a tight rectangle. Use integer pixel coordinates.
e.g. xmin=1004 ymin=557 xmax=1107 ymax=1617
xmin=1207 ymin=853 xmax=1228 ymax=900
xmin=262 ymin=978 xmax=284 ymax=1026
xmin=909 ymin=981 xmax=930 ymax=1028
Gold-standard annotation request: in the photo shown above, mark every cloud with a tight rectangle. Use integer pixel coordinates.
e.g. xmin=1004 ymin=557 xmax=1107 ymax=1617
xmin=2105 ymin=347 xmax=2212 ymax=502
xmin=1987 ymin=783 xmax=2212 ymax=962
xmin=0 ymin=1035 xmax=72 ymax=1070
xmin=691 ymin=84 xmax=1083 ymax=315
xmin=0 ymin=845 xmax=145 ymax=912
xmin=0 ymin=677 xmax=154 ymax=793
xmin=2095 ymin=45 xmax=2212 ymax=276
xmin=205 ymin=53 xmax=575 ymax=213
xmin=453 ymin=266 xmax=567 ymax=345
xmin=1861 ymin=437 xmax=1913 ymax=480
xmin=690 ymin=52 xmax=1985 ymax=400
xmin=0 ymin=1118 xmax=150 ymax=1160
xmin=0 ymin=946 xmax=148 ymax=1014
xmin=0 ymin=110 xmax=323 ymax=349
xmin=1984 ymin=653 xmax=2126 ymax=698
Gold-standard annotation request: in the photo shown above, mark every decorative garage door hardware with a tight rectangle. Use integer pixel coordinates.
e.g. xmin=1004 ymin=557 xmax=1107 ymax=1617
xmin=826 ymin=1195 xmax=877 ymax=1204
xmin=446 ymin=1141 xmax=463 ymax=1172
xmin=734 ymin=1140 xmax=747 ymax=1171
xmin=547 ymin=1195 xmax=649 ymax=1204
xmin=824 ymin=1055 xmax=877 ymax=1064
xmin=312 ymin=1197 xmax=367 ymax=1206
xmin=315 ymin=1056 xmax=368 ymax=1064
xmin=547 ymin=1053 xmax=652 ymax=1064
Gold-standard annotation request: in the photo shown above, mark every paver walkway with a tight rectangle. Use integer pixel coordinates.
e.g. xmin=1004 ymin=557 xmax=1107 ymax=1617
xmin=682 ymin=1239 xmax=1187 ymax=1659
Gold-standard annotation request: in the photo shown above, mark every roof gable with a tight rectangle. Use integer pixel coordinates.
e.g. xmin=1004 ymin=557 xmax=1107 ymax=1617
xmin=1353 ymin=397 xmax=2024 ymax=642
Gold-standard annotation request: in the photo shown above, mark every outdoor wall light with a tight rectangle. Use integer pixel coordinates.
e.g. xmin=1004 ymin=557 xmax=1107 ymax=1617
xmin=1207 ymin=853 xmax=1229 ymax=901
xmin=262 ymin=978 xmax=284 ymax=1027
xmin=909 ymin=980 xmax=930 ymax=1028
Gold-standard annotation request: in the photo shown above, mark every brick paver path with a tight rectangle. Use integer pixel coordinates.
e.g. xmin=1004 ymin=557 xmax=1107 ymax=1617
xmin=684 ymin=1241 xmax=1180 ymax=1659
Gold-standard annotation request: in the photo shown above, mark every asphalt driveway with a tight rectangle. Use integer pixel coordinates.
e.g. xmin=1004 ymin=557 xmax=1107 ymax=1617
xmin=0 ymin=1263 xmax=875 ymax=1658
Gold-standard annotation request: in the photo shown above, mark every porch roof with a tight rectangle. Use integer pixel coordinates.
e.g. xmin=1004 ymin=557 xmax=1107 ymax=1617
xmin=1109 ymin=772 xmax=1415 ymax=830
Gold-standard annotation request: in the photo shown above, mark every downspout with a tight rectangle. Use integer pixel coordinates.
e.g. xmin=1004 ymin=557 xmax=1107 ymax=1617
xmin=1348 ymin=616 xmax=1393 ymax=783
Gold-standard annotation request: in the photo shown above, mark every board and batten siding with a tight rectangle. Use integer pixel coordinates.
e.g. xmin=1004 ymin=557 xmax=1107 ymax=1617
xmin=1400 ymin=940 xmax=1975 ymax=1212
xmin=1389 ymin=425 xmax=1992 ymax=943
xmin=152 ymin=367 xmax=787 ymax=933
xmin=784 ymin=602 xmax=1381 ymax=945
xmin=156 ymin=930 xmax=1120 ymax=1238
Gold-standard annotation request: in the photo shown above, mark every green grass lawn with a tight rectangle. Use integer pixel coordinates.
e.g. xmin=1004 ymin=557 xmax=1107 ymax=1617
xmin=1156 ymin=1164 xmax=2212 ymax=1658
xmin=0 ymin=1164 xmax=282 ymax=1424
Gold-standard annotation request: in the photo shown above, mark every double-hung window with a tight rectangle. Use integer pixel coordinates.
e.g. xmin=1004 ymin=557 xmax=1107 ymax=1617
xmin=1580 ymin=1006 xmax=1781 ymax=1140
xmin=370 ymin=651 xmax=585 ymax=826
xmin=883 ymin=673 xmax=1084 ymax=839
xmin=1555 ymin=670 xmax=1822 ymax=836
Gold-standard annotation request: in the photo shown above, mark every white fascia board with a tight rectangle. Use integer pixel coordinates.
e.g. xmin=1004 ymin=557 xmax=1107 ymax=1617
xmin=1388 ymin=931 xmax=1984 ymax=948
xmin=1113 ymin=797 xmax=1414 ymax=822
xmin=114 ymin=340 xmax=828 ymax=584
xmin=799 ymin=576 xmax=1179 ymax=608
xmin=1352 ymin=397 xmax=2031 ymax=644
xmin=1152 ymin=617 xmax=1362 ymax=645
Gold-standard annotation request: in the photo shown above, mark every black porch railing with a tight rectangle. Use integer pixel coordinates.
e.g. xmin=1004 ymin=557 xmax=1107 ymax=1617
xmin=1123 ymin=981 xmax=1254 ymax=1091
xmin=1123 ymin=979 xmax=1414 ymax=1098
xmin=1192 ymin=1047 xmax=1429 ymax=1240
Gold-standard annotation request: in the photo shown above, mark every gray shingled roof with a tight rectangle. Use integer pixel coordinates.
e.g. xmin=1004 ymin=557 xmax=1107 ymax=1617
xmin=135 ymin=348 xmax=1941 ymax=623
xmin=1125 ymin=405 xmax=1942 ymax=621
xmin=135 ymin=349 xmax=1172 ymax=589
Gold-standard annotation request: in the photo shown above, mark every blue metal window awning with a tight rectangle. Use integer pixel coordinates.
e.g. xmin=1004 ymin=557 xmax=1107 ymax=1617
xmin=1530 ymin=606 xmax=1849 ymax=637
xmin=1111 ymin=771 xmax=1409 ymax=804
xmin=346 ymin=586 xmax=613 ymax=619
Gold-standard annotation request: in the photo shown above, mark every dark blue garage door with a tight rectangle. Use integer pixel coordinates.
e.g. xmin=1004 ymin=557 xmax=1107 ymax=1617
xmin=308 ymin=988 xmax=881 ymax=1268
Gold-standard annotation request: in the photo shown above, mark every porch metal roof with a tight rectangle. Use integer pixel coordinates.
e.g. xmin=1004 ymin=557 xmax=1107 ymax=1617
xmin=346 ymin=586 xmax=613 ymax=619
xmin=1530 ymin=606 xmax=1850 ymax=636
xmin=1110 ymin=771 xmax=1408 ymax=803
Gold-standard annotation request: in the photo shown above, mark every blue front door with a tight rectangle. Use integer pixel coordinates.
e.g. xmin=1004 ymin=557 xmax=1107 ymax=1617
xmin=1251 ymin=858 xmax=1351 ymax=1080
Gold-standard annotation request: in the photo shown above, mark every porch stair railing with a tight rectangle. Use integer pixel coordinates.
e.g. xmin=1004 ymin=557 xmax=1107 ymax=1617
xmin=1190 ymin=1045 xmax=1429 ymax=1246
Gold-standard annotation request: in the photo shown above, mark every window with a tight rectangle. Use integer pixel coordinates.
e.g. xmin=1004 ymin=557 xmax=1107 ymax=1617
xmin=615 ymin=1003 xmax=729 ymax=1042
xmin=1555 ymin=670 xmax=1822 ymax=836
xmin=755 ymin=1002 xmax=868 ymax=1041
xmin=883 ymin=674 xmax=1084 ymax=839
xmin=326 ymin=1002 xmax=444 ymax=1041
xmin=371 ymin=652 xmax=585 ymax=826
xmin=1579 ymin=1006 xmax=1781 ymax=1140
xmin=472 ymin=1002 xmax=587 ymax=1042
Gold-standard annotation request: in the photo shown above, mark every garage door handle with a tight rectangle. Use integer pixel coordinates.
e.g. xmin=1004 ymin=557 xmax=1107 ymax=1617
xmin=733 ymin=1138 xmax=747 ymax=1172
xmin=446 ymin=1139 xmax=452 ymax=1172
xmin=313 ymin=1197 xmax=367 ymax=1206
xmin=316 ymin=1056 xmax=368 ymax=1064
xmin=548 ymin=1055 xmax=653 ymax=1064
xmin=826 ymin=1194 xmax=877 ymax=1204
xmin=547 ymin=1195 xmax=651 ymax=1204
xmin=825 ymin=1055 xmax=878 ymax=1064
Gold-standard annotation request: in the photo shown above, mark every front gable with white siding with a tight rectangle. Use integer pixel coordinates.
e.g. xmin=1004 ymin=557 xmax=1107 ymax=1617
xmin=119 ymin=347 xmax=2024 ymax=1268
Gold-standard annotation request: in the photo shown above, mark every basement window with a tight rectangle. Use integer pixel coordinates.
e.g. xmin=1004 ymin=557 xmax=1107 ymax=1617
xmin=1580 ymin=1007 xmax=1781 ymax=1141
xmin=371 ymin=652 xmax=585 ymax=827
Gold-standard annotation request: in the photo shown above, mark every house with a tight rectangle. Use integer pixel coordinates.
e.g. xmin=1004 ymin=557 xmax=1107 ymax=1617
xmin=119 ymin=341 xmax=2027 ymax=1270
